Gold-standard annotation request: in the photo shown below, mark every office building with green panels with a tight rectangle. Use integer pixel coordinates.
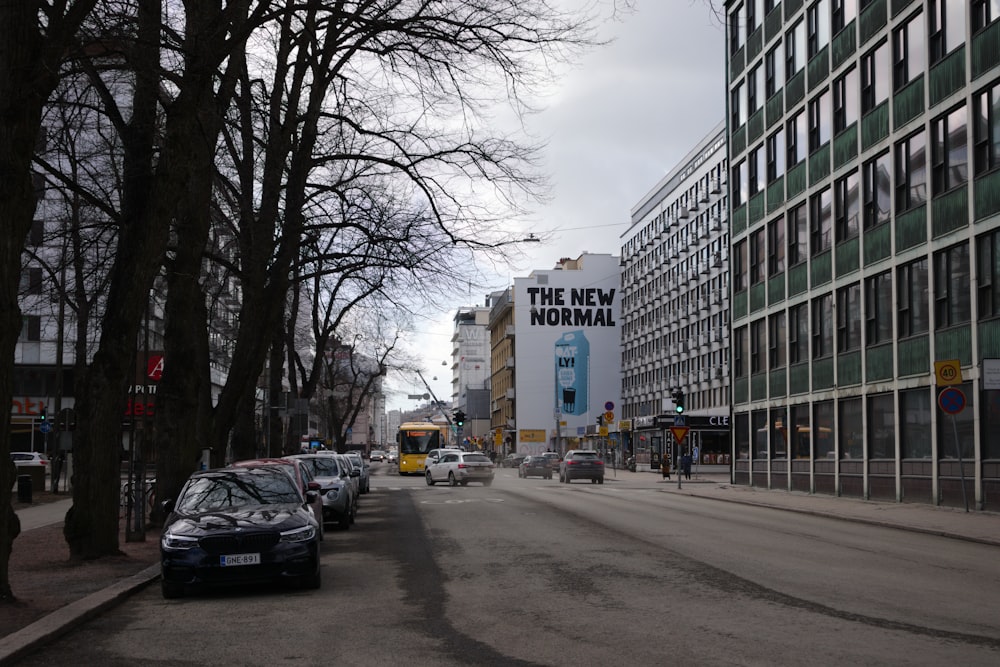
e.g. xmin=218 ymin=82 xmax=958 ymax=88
xmin=725 ymin=0 xmax=1000 ymax=509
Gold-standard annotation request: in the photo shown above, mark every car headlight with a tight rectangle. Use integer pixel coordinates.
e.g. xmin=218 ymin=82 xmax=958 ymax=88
xmin=161 ymin=532 xmax=199 ymax=551
xmin=280 ymin=524 xmax=317 ymax=543
xmin=324 ymin=488 xmax=339 ymax=500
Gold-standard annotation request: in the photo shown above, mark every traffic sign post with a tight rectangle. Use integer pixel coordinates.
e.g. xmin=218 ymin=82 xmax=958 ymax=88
xmin=937 ymin=386 xmax=969 ymax=512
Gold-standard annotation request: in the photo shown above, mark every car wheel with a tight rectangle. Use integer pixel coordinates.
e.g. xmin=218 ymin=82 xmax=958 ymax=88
xmin=448 ymin=472 xmax=458 ymax=486
xmin=461 ymin=480 xmax=469 ymax=486
xmin=161 ymin=580 xmax=185 ymax=599
xmin=591 ymin=478 xmax=597 ymax=484
xmin=300 ymin=562 xmax=322 ymax=590
xmin=426 ymin=471 xmax=435 ymax=486
xmin=598 ymin=477 xmax=604 ymax=484
xmin=349 ymin=501 xmax=357 ymax=524
xmin=338 ymin=510 xmax=351 ymax=530
xmin=484 ymin=479 xmax=493 ymax=487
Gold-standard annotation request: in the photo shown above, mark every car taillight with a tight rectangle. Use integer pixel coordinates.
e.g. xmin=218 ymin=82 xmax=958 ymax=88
xmin=596 ymin=460 xmax=604 ymax=466
xmin=457 ymin=464 xmax=467 ymax=469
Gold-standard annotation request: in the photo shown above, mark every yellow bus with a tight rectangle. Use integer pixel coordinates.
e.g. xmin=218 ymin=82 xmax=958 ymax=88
xmin=397 ymin=421 xmax=445 ymax=475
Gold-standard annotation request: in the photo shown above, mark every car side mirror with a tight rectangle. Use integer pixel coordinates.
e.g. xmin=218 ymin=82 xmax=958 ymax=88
xmin=306 ymin=480 xmax=321 ymax=492
xmin=161 ymin=498 xmax=176 ymax=514
xmin=350 ymin=470 xmax=360 ymax=477
xmin=305 ymin=490 xmax=319 ymax=504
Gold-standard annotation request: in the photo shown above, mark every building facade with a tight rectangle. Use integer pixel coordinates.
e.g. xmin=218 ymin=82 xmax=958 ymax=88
xmin=488 ymin=288 xmax=517 ymax=454
xmin=450 ymin=303 xmax=493 ymax=446
xmin=725 ymin=0 xmax=1000 ymax=509
xmin=513 ymin=253 xmax=622 ymax=457
xmin=621 ymin=122 xmax=731 ymax=471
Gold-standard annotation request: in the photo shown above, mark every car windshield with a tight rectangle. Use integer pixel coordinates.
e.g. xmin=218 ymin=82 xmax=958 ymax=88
xmin=464 ymin=454 xmax=491 ymax=463
xmin=176 ymin=470 xmax=302 ymax=513
xmin=304 ymin=456 xmax=340 ymax=477
xmin=572 ymin=452 xmax=599 ymax=459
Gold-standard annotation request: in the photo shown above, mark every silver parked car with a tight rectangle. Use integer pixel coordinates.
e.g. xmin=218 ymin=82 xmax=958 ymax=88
xmin=425 ymin=451 xmax=494 ymax=487
xmin=286 ymin=453 xmax=357 ymax=529
xmin=344 ymin=451 xmax=370 ymax=494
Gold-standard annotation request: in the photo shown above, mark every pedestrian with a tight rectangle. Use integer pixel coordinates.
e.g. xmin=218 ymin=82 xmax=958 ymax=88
xmin=681 ymin=453 xmax=692 ymax=480
xmin=660 ymin=456 xmax=671 ymax=480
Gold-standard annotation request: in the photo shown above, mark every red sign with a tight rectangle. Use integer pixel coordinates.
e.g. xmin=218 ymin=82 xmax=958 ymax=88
xmin=147 ymin=354 xmax=164 ymax=381
xmin=937 ymin=387 xmax=966 ymax=415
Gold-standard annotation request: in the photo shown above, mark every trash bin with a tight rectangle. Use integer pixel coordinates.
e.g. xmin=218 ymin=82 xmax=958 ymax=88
xmin=17 ymin=475 xmax=32 ymax=504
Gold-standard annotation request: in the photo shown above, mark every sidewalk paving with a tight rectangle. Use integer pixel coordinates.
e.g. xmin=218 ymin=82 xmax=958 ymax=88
xmin=1 ymin=473 xmax=998 ymax=665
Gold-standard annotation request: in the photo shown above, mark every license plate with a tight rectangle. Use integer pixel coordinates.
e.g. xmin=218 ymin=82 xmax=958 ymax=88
xmin=220 ymin=553 xmax=260 ymax=567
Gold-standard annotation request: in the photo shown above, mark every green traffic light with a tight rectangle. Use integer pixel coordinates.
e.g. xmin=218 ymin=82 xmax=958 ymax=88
xmin=675 ymin=404 xmax=684 ymax=414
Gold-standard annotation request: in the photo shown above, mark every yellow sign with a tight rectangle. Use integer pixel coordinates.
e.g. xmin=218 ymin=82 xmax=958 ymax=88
xmin=670 ymin=427 xmax=689 ymax=445
xmin=604 ymin=411 xmax=615 ymax=422
xmin=494 ymin=429 xmax=502 ymax=446
xmin=599 ymin=426 xmax=608 ymax=436
xmin=520 ymin=429 xmax=547 ymax=443
xmin=619 ymin=420 xmax=631 ymax=431
xmin=934 ymin=359 xmax=963 ymax=386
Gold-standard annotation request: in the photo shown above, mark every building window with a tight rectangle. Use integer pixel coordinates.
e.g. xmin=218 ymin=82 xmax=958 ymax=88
xmin=748 ymin=63 xmax=763 ymax=116
xmin=931 ymin=104 xmax=969 ymax=195
xmin=807 ymin=0 xmax=831 ymax=58
xmin=767 ymin=128 xmax=785 ymax=181
xmin=747 ymin=0 xmax=764 ymax=37
xmin=808 ymin=88 xmax=832 ymax=152
xmin=733 ymin=159 xmax=748 ymax=206
xmin=973 ymin=80 xmax=1000 ymax=176
xmin=767 ymin=216 xmax=786 ymax=275
xmin=863 ymin=151 xmax=891 ymax=228
xmin=791 ymin=403 xmax=810 ymax=458
xmin=832 ymin=0 xmax=857 ymax=34
xmin=861 ymin=39 xmax=890 ymax=113
xmin=749 ymin=143 xmax=765 ymax=195
xmin=892 ymin=11 xmax=925 ymax=91
xmin=730 ymin=4 xmax=745 ymax=55
xmin=751 ymin=318 xmax=765 ymax=373
xmin=787 ymin=109 xmax=808 ymax=165
xmin=812 ymin=292 xmax=834 ymax=358
xmin=898 ymin=257 xmax=930 ymax=337
xmin=750 ymin=228 xmax=766 ymax=286
xmin=769 ymin=311 xmax=787 ymax=370
xmin=810 ymin=187 xmax=833 ymax=255
xmin=934 ymin=242 xmax=971 ymax=328
xmin=29 ymin=220 xmax=44 ymax=246
xmin=894 ymin=130 xmax=927 ymax=212
xmin=813 ymin=400 xmax=834 ymax=458
xmin=765 ymin=42 xmax=784 ymax=98
xmin=839 ymin=397 xmax=862 ymax=458
xmin=786 ymin=19 xmax=807 ymax=78
xmin=788 ymin=203 xmax=808 ymax=266
xmin=19 ymin=315 xmax=41 ymax=342
xmin=900 ymin=388 xmax=931 ymax=458
xmin=833 ymin=67 xmax=858 ymax=133
xmin=734 ymin=239 xmax=747 ymax=291
xmin=834 ymin=171 xmax=860 ymax=242
xmin=865 ymin=271 xmax=893 ymax=344
xmin=977 ymin=229 xmax=1000 ymax=318
xmin=929 ymin=0 xmax=966 ymax=65
xmin=868 ymin=393 xmax=895 ymax=459
xmin=789 ymin=303 xmax=809 ymax=363
xmin=731 ymin=80 xmax=746 ymax=128
xmin=973 ymin=0 xmax=1000 ymax=33
xmin=837 ymin=282 xmax=862 ymax=352
xmin=21 ymin=267 xmax=42 ymax=296
xmin=734 ymin=325 xmax=748 ymax=377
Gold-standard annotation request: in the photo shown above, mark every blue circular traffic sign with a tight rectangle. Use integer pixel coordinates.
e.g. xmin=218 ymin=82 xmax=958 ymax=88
xmin=39 ymin=421 xmax=52 ymax=433
xmin=938 ymin=387 xmax=966 ymax=415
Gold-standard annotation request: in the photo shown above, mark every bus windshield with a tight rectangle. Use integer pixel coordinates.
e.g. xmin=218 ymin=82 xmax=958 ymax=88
xmin=399 ymin=429 xmax=440 ymax=454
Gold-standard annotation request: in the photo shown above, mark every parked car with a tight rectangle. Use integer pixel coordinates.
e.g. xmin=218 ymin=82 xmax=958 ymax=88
xmin=369 ymin=450 xmax=387 ymax=462
xmin=518 ymin=455 xmax=552 ymax=479
xmin=344 ymin=451 xmax=370 ymax=494
xmin=501 ymin=452 xmax=527 ymax=468
xmin=230 ymin=458 xmax=325 ymax=539
xmin=324 ymin=452 xmax=362 ymax=500
xmin=285 ymin=453 xmax=357 ymax=529
xmin=559 ymin=449 xmax=605 ymax=484
xmin=159 ymin=466 xmax=321 ymax=598
xmin=425 ymin=451 xmax=494 ymax=487
xmin=10 ymin=452 xmax=49 ymax=467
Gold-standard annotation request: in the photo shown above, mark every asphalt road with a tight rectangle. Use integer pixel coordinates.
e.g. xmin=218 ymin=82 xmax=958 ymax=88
xmin=16 ymin=463 xmax=1000 ymax=666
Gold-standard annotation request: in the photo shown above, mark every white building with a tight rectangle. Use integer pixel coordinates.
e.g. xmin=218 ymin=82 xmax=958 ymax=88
xmin=513 ymin=253 xmax=622 ymax=456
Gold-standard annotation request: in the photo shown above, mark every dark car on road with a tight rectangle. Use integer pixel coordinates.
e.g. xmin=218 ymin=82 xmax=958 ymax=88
xmin=159 ymin=466 xmax=321 ymax=598
xmin=559 ymin=449 xmax=605 ymax=484
xmin=518 ymin=455 xmax=552 ymax=479
xmin=502 ymin=452 xmax=527 ymax=468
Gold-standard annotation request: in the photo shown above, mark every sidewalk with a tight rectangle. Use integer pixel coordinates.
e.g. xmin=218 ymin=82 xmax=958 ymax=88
xmin=2 ymin=475 xmax=999 ymax=665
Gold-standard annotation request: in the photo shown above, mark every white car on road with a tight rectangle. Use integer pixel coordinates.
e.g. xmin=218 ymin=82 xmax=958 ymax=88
xmin=425 ymin=451 xmax=494 ymax=487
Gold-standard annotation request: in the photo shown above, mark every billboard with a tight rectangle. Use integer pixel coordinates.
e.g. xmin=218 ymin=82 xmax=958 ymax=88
xmin=514 ymin=254 xmax=621 ymax=455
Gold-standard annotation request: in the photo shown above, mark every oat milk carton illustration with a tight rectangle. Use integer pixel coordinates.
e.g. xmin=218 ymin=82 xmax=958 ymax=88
xmin=555 ymin=330 xmax=589 ymax=416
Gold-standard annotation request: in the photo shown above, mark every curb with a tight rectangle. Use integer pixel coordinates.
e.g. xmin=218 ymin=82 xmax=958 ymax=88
xmin=0 ymin=564 xmax=160 ymax=666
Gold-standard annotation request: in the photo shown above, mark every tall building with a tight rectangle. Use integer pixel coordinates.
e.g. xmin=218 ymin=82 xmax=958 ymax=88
xmin=488 ymin=288 xmax=517 ymax=454
xmin=450 ymin=303 xmax=493 ymax=444
xmin=621 ymin=122 xmax=731 ymax=471
xmin=725 ymin=0 xmax=1000 ymax=508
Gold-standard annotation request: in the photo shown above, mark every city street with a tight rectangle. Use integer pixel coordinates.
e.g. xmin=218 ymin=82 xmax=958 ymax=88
xmin=16 ymin=462 xmax=1000 ymax=666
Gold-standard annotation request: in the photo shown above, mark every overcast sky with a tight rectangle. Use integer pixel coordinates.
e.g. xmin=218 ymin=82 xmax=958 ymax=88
xmin=388 ymin=0 xmax=725 ymax=411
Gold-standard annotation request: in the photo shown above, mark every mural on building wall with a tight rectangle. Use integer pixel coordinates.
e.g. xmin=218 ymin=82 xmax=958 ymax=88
xmin=514 ymin=255 xmax=621 ymax=456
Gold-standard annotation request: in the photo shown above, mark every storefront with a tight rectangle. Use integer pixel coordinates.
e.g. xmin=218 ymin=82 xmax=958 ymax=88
xmin=632 ymin=413 xmax=731 ymax=472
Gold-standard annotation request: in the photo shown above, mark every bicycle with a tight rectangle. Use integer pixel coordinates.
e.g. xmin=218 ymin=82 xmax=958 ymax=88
xmin=119 ymin=478 xmax=156 ymax=514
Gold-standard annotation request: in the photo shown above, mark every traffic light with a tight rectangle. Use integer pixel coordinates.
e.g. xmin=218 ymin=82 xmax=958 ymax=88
xmin=453 ymin=410 xmax=465 ymax=427
xmin=596 ymin=415 xmax=603 ymax=426
xmin=672 ymin=389 xmax=685 ymax=414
